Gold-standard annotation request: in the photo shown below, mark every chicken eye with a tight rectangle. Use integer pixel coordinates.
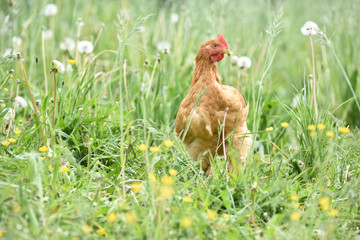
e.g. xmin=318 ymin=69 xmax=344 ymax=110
xmin=213 ymin=44 xmax=217 ymax=48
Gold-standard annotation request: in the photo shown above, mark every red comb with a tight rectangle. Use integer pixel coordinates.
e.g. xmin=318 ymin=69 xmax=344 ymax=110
xmin=217 ymin=34 xmax=228 ymax=48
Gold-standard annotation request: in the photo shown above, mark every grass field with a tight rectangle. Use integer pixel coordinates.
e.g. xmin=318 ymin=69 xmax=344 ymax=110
xmin=1 ymin=0 xmax=359 ymax=239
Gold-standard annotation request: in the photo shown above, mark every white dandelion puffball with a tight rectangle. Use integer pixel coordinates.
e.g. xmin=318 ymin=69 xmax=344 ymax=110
xmin=231 ymin=56 xmax=239 ymax=66
xmin=2 ymin=48 xmax=16 ymax=58
xmin=301 ymin=21 xmax=319 ymax=36
xmin=43 ymin=29 xmax=53 ymax=40
xmin=12 ymin=36 xmax=22 ymax=50
xmin=78 ymin=41 xmax=94 ymax=54
xmin=15 ymin=96 xmax=28 ymax=108
xmin=52 ymin=60 xmax=65 ymax=73
xmin=60 ymin=38 xmax=75 ymax=51
xmin=237 ymin=56 xmax=252 ymax=69
xmin=170 ymin=13 xmax=179 ymax=23
xmin=156 ymin=41 xmax=170 ymax=52
xmin=43 ymin=4 xmax=58 ymax=16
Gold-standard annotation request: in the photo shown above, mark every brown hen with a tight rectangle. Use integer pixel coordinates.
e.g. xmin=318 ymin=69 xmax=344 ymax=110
xmin=174 ymin=34 xmax=252 ymax=176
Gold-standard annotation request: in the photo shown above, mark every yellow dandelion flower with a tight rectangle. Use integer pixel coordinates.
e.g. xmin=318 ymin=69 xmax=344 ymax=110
xmin=326 ymin=131 xmax=335 ymax=137
xmin=96 ymin=228 xmax=105 ymax=235
xmin=131 ymin=182 xmax=143 ymax=193
xmin=39 ymin=146 xmax=48 ymax=152
xmin=290 ymin=212 xmax=300 ymax=221
xmin=40 ymin=157 xmax=45 ymax=161
xmin=161 ymin=175 xmax=174 ymax=185
xmin=148 ymin=173 xmax=156 ymax=182
xmin=265 ymin=127 xmax=273 ymax=132
xmin=319 ymin=197 xmax=330 ymax=211
xmin=14 ymin=129 xmax=22 ymax=135
xmin=307 ymin=124 xmax=316 ymax=131
xmin=206 ymin=209 xmax=217 ymax=220
xmin=4 ymin=88 xmax=9 ymax=92
xmin=139 ymin=144 xmax=147 ymax=151
xmin=48 ymin=164 xmax=53 ymax=170
xmin=61 ymin=166 xmax=69 ymax=172
xmin=169 ymin=169 xmax=178 ymax=175
xmin=181 ymin=217 xmax=193 ymax=228
xmin=68 ymin=59 xmax=76 ymax=65
xmin=107 ymin=213 xmax=118 ymax=223
xmin=156 ymin=196 xmax=165 ymax=201
xmin=291 ymin=195 xmax=299 ymax=201
xmin=0 ymin=229 xmax=3 ymax=237
xmin=8 ymin=138 xmax=17 ymax=143
xmin=61 ymin=186 xmax=66 ymax=190
xmin=1 ymin=141 xmax=10 ymax=147
xmin=150 ymin=146 xmax=160 ymax=153
xmin=164 ymin=139 xmax=174 ymax=147
xmin=182 ymin=196 xmax=192 ymax=203
xmin=222 ymin=214 xmax=229 ymax=220
xmin=338 ymin=126 xmax=350 ymax=134
xmin=310 ymin=131 xmax=317 ymax=137
xmin=81 ymin=224 xmax=93 ymax=234
xmin=281 ymin=122 xmax=289 ymax=128
xmin=159 ymin=185 xmax=174 ymax=199
xmin=125 ymin=212 xmax=137 ymax=223
xmin=293 ymin=203 xmax=300 ymax=208
xmin=13 ymin=204 xmax=21 ymax=213
xmin=317 ymin=123 xmax=326 ymax=130
xmin=329 ymin=209 xmax=339 ymax=217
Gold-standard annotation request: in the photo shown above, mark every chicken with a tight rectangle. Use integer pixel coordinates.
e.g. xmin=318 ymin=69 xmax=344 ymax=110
xmin=174 ymin=34 xmax=252 ymax=176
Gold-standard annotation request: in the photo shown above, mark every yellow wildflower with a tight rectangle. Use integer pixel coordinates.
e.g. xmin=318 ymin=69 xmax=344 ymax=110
xmin=61 ymin=186 xmax=66 ymax=190
xmin=293 ymin=203 xmax=300 ymax=208
xmin=310 ymin=131 xmax=317 ymax=137
xmin=148 ymin=173 xmax=156 ymax=182
xmin=0 ymin=229 xmax=3 ymax=237
xmin=131 ymin=182 xmax=143 ymax=193
xmin=49 ymin=164 xmax=53 ymax=170
xmin=326 ymin=131 xmax=335 ymax=137
xmin=329 ymin=209 xmax=339 ymax=217
xmin=139 ymin=144 xmax=147 ymax=151
xmin=338 ymin=126 xmax=350 ymax=134
xmin=319 ymin=197 xmax=330 ymax=211
xmin=96 ymin=228 xmax=105 ymax=235
xmin=164 ymin=139 xmax=174 ymax=147
xmin=1 ymin=141 xmax=10 ymax=147
xmin=61 ymin=166 xmax=69 ymax=172
xmin=159 ymin=185 xmax=174 ymax=199
xmin=181 ymin=217 xmax=193 ymax=228
xmin=307 ymin=124 xmax=316 ymax=131
xmin=81 ymin=224 xmax=93 ymax=234
xmin=4 ymin=88 xmax=9 ymax=92
xmin=182 ymin=196 xmax=192 ymax=203
xmin=161 ymin=175 xmax=174 ymax=185
xmin=265 ymin=127 xmax=273 ymax=132
xmin=107 ymin=213 xmax=118 ymax=223
xmin=68 ymin=59 xmax=76 ymax=65
xmin=40 ymin=157 xmax=45 ymax=160
xmin=13 ymin=204 xmax=21 ymax=213
xmin=290 ymin=212 xmax=300 ymax=221
xmin=14 ymin=129 xmax=21 ymax=135
xmin=206 ymin=209 xmax=217 ymax=220
xmin=150 ymin=146 xmax=160 ymax=153
xmin=8 ymin=138 xmax=16 ymax=143
xmin=39 ymin=146 xmax=48 ymax=152
xmin=317 ymin=123 xmax=326 ymax=130
xmin=291 ymin=195 xmax=299 ymax=201
xmin=169 ymin=169 xmax=178 ymax=175
xmin=281 ymin=122 xmax=289 ymax=128
xmin=222 ymin=214 xmax=229 ymax=220
xmin=125 ymin=212 xmax=137 ymax=223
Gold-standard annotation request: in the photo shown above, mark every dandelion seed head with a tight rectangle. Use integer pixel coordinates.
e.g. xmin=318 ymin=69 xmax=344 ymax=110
xmin=15 ymin=96 xmax=27 ymax=108
xmin=78 ymin=41 xmax=93 ymax=54
xmin=51 ymin=60 xmax=65 ymax=73
xmin=301 ymin=21 xmax=319 ymax=36
xmin=231 ymin=56 xmax=238 ymax=66
xmin=43 ymin=4 xmax=58 ymax=16
xmin=237 ymin=56 xmax=252 ymax=69
xmin=2 ymin=48 xmax=16 ymax=58
xmin=12 ymin=37 xmax=22 ymax=50
xmin=156 ymin=41 xmax=171 ymax=54
xmin=170 ymin=13 xmax=179 ymax=23
xmin=3 ymin=108 xmax=15 ymax=122
xmin=43 ymin=29 xmax=53 ymax=40
xmin=60 ymin=38 xmax=76 ymax=51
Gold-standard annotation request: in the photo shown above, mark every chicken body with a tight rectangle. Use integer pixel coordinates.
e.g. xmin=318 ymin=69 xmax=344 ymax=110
xmin=175 ymin=35 xmax=252 ymax=175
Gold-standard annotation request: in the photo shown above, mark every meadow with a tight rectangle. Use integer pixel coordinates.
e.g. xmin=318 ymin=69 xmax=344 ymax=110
xmin=0 ymin=0 xmax=359 ymax=239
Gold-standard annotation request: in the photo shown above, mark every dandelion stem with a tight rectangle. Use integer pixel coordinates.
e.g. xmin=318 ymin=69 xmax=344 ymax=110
xmin=42 ymin=30 xmax=48 ymax=95
xmin=17 ymin=54 xmax=47 ymax=146
xmin=309 ymin=34 xmax=318 ymax=120
xmin=52 ymin=72 xmax=57 ymax=127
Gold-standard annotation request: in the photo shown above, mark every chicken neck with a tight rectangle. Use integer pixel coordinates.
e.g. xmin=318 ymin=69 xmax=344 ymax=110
xmin=191 ymin=56 xmax=221 ymax=87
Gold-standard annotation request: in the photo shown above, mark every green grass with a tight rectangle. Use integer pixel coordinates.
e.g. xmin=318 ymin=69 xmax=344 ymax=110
xmin=1 ymin=0 xmax=359 ymax=239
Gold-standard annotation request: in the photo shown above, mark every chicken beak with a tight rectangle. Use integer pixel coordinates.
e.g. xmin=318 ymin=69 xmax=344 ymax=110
xmin=221 ymin=48 xmax=231 ymax=55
